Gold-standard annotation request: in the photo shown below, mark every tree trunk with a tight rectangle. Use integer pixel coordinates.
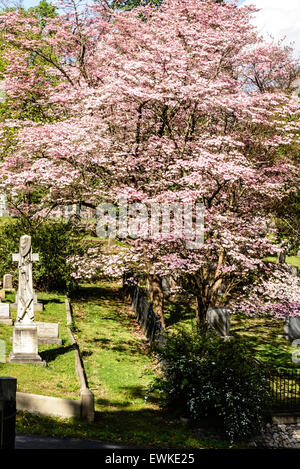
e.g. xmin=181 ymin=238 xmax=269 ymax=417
xmin=195 ymin=295 xmax=208 ymax=327
xmin=147 ymin=273 xmax=165 ymax=328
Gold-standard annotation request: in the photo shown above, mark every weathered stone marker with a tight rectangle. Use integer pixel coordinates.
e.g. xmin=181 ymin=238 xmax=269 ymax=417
xmin=206 ymin=307 xmax=230 ymax=338
xmin=36 ymin=322 xmax=62 ymax=345
xmin=9 ymin=235 xmax=44 ymax=365
xmin=0 ymin=303 xmax=12 ymax=325
xmin=3 ymin=274 xmax=13 ymax=291
xmin=0 ymin=193 xmax=6 ymax=217
xmin=286 ymin=264 xmax=299 ymax=278
xmin=283 ymin=316 xmax=300 ymax=342
xmin=0 ymin=377 xmax=16 ymax=449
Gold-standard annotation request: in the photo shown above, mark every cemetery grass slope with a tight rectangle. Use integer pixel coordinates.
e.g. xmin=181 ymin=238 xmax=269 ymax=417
xmin=0 ymin=291 xmax=80 ymax=398
xmin=165 ymin=301 xmax=299 ymax=369
xmin=16 ymin=282 xmax=237 ymax=449
xmin=68 ymin=282 xmax=235 ymax=448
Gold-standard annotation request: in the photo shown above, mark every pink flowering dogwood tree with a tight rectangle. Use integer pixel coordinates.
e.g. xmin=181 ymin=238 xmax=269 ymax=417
xmin=0 ymin=0 xmax=299 ymax=325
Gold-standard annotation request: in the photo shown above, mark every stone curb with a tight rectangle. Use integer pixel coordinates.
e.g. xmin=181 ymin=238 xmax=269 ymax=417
xmin=15 ymin=297 xmax=95 ymax=423
xmin=66 ymin=297 xmax=95 ymax=423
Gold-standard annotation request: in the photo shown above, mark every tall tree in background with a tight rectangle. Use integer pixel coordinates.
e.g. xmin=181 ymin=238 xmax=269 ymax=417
xmin=0 ymin=0 xmax=299 ymax=325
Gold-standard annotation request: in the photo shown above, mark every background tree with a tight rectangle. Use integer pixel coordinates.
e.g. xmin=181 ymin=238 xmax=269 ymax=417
xmin=0 ymin=0 xmax=299 ymax=321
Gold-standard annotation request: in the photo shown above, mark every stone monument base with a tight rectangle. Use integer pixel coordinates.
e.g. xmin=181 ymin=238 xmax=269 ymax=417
xmin=8 ymin=323 xmax=45 ymax=366
xmin=8 ymin=353 xmax=45 ymax=365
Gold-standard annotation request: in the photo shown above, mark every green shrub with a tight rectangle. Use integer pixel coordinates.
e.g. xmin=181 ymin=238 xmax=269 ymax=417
xmin=0 ymin=218 xmax=84 ymax=292
xmin=149 ymin=327 xmax=272 ymax=442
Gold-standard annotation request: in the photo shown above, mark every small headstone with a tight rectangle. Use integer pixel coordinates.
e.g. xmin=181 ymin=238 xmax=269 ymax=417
xmin=286 ymin=265 xmax=299 ymax=278
xmin=0 ymin=193 xmax=6 ymax=217
xmin=206 ymin=307 xmax=230 ymax=338
xmin=161 ymin=276 xmax=171 ymax=294
xmin=3 ymin=274 xmax=13 ymax=291
xmin=0 ymin=290 xmax=5 ymax=300
xmin=283 ymin=316 xmax=300 ymax=341
xmin=0 ymin=303 xmax=13 ymax=325
xmin=36 ymin=322 xmax=62 ymax=345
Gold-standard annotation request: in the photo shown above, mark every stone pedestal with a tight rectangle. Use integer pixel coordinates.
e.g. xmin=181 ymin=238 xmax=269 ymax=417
xmin=206 ymin=307 xmax=230 ymax=338
xmin=8 ymin=323 xmax=45 ymax=365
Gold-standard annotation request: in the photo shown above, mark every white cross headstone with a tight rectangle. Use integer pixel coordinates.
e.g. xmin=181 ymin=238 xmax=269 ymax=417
xmin=9 ymin=235 xmax=44 ymax=365
xmin=12 ymin=235 xmax=39 ymax=324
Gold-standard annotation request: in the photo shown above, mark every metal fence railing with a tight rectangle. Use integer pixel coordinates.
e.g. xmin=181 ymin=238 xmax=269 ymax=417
xmin=123 ymin=272 xmax=163 ymax=343
xmin=123 ymin=273 xmax=300 ymax=412
xmin=268 ymin=367 xmax=300 ymax=411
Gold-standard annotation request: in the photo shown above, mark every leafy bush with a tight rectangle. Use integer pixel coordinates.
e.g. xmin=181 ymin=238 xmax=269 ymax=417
xmin=149 ymin=327 xmax=272 ymax=442
xmin=0 ymin=218 xmax=85 ymax=292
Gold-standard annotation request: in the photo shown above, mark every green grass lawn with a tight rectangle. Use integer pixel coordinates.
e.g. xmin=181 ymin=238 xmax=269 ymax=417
xmin=64 ymin=282 xmax=234 ymax=448
xmin=12 ymin=282 xmax=235 ymax=448
xmin=0 ymin=291 xmax=80 ymax=398
xmin=164 ymin=302 xmax=299 ymax=370
xmin=2 ymin=272 xmax=298 ymax=448
xmin=264 ymin=255 xmax=300 ymax=267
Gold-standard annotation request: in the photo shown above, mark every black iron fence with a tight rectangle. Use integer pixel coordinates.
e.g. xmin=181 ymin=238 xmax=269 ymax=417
xmin=124 ymin=272 xmax=300 ymax=412
xmin=267 ymin=366 xmax=300 ymax=411
xmin=123 ymin=272 xmax=163 ymax=343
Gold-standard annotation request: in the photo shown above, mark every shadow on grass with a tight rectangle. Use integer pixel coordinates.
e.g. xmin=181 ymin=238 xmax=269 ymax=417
xmin=119 ymin=385 xmax=159 ymax=403
xmin=96 ymin=397 xmax=133 ymax=409
xmin=91 ymin=337 xmax=147 ymax=356
xmin=164 ymin=301 xmax=195 ymax=328
xmin=92 ymin=338 xmax=111 ymax=345
xmin=40 ymin=344 xmax=75 ymax=363
xmin=16 ymin=407 xmax=232 ymax=449
xmin=71 ymin=285 xmax=123 ymax=304
xmin=39 ymin=299 xmax=64 ymax=305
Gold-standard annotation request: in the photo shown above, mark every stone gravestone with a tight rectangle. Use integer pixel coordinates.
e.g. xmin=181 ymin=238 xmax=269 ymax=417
xmin=0 ymin=193 xmax=6 ymax=217
xmin=8 ymin=235 xmax=45 ymax=365
xmin=286 ymin=264 xmax=299 ymax=278
xmin=206 ymin=307 xmax=230 ymax=338
xmin=161 ymin=276 xmax=171 ymax=295
xmin=0 ymin=303 xmax=13 ymax=325
xmin=283 ymin=317 xmax=300 ymax=342
xmin=36 ymin=322 xmax=62 ymax=345
xmin=3 ymin=274 xmax=13 ymax=291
